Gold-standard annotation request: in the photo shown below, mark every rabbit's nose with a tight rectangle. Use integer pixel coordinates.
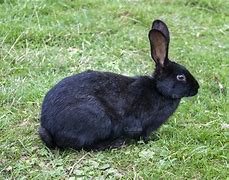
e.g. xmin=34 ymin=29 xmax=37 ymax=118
xmin=193 ymin=80 xmax=199 ymax=90
xmin=196 ymin=81 xmax=200 ymax=89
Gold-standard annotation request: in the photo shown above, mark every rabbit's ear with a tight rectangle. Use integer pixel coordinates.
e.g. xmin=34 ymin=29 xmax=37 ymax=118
xmin=152 ymin=20 xmax=170 ymax=43
xmin=148 ymin=20 xmax=170 ymax=67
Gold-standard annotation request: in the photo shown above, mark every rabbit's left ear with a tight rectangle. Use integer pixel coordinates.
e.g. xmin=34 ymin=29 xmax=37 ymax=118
xmin=148 ymin=20 xmax=170 ymax=67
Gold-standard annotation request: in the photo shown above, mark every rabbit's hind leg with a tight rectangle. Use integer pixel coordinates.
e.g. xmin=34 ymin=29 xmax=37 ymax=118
xmin=53 ymin=103 xmax=113 ymax=150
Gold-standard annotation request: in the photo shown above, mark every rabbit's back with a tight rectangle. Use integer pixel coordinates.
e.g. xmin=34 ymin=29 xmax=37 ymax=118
xmin=41 ymin=70 xmax=135 ymax=119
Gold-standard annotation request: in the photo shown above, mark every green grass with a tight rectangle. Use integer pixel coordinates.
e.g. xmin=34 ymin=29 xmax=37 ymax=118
xmin=0 ymin=0 xmax=228 ymax=179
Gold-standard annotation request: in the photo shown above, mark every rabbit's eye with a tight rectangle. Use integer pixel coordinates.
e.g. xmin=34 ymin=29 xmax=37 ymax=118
xmin=177 ymin=74 xmax=186 ymax=81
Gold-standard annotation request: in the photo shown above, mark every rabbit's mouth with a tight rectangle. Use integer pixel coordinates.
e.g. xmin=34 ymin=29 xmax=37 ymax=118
xmin=171 ymin=94 xmax=182 ymax=99
xmin=188 ymin=89 xmax=198 ymax=97
xmin=187 ymin=86 xmax=199 ymax=97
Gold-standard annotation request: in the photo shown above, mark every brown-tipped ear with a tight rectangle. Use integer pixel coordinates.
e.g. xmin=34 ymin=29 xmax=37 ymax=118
xmin=148 ymin=29 xmax=168 ymax=67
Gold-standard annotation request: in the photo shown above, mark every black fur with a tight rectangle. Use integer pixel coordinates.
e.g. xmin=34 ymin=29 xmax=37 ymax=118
xmin=39 ymin=20 xmax=199 ymax=150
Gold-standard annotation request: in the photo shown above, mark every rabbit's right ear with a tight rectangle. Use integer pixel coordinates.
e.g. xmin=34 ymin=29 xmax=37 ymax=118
xmin=148 ymin=20 xmax=170 ymax=67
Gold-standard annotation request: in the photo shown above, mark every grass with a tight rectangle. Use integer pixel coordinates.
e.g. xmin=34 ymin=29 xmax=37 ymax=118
xmin=0 ymin=0 xmax=228 ymax=179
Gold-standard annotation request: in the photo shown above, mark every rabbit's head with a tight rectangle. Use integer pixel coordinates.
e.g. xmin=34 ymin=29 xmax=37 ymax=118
xmin=149 ymin=20 xmax=199 ymax=99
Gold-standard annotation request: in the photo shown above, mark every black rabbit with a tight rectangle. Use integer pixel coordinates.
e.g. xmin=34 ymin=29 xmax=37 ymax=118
xmin=39 ymin=20 xmax=199 ymax=151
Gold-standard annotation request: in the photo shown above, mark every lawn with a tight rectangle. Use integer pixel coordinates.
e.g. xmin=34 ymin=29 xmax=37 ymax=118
xmin=0 ymin=0 xmax=228 ymax=179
